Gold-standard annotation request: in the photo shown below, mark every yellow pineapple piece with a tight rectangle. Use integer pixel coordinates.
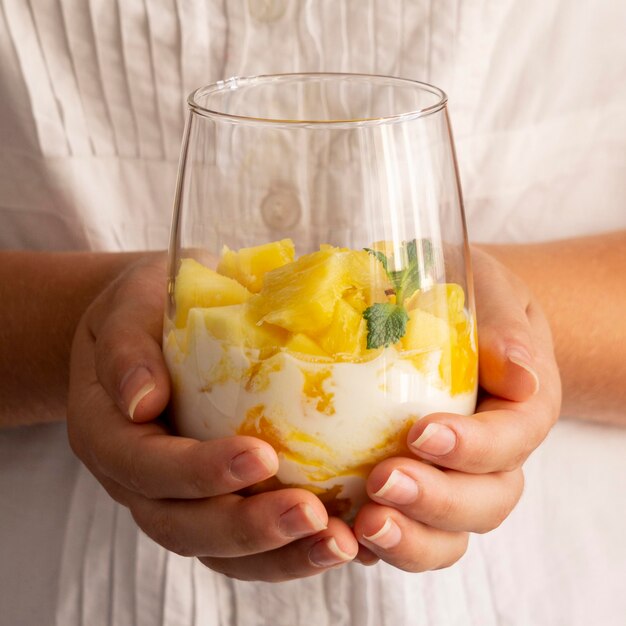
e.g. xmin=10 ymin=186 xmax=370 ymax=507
xmin=253 ymin=247 xmax=353 ymax=334
xmin=188 ymin=304 xmax=287 ymax=349
xmin=174 ymin=258 xmax=252 ymax=327
xmin=401 ymin=308 xmax=451 ymax=354
xmin=439 ymin=318 xmax=478 ymax=395
xmin=406 ymin=283 xmax=466 ymax=324
xmin=346 ymin=249 xmax=391 ymax=305
xmin=342 ymin=287 xmax=367 ymax=313
xmin=317 ymin=299 xmax=367 ymax=356
xmin=285 ymin=333 xmax=329 ymax=357
xmin=217 ymin=239 xmax=295 ymax=293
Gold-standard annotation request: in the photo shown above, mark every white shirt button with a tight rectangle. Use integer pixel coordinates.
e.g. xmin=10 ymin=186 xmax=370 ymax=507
xmin=261 ymin=187 xmax=301 ymax=230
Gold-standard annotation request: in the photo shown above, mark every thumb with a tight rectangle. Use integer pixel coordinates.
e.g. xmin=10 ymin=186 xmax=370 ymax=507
xmin=472 ymin=249 xmax=540 ymax=402
xmin=88 ymin=257 xmax=171 ymax=422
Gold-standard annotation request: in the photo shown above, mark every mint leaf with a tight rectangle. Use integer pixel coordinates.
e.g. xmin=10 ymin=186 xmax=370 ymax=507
xmin=364 ymin=247 xmax=389 ymax=272
xmin=361 ymin=239 xmax=436 ymax=348
xmin=362 ymin=303 xmax=409 ymax=349
xmin=389 ymin=265 xmax=419 ymax=304
xmin=391 ymin=239 xmax=435 ymax=304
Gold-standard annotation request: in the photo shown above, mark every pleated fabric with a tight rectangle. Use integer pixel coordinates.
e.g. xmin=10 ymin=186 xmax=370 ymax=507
xmin=3 ymin=0 xmax=626 ymax=252
xmin=1 ymin=1 xmax=626 ymax=625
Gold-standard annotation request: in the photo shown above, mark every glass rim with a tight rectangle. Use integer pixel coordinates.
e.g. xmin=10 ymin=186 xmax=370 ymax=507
xmin=187 ymin=72 xmax=448 ymax=128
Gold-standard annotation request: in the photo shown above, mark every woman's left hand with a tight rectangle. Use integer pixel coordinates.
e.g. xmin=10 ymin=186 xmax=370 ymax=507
xmin=353 ymin=248 xmax=562 ymax=569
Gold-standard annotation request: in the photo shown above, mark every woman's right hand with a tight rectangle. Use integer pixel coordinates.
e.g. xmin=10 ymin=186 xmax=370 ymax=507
xmin=67 ymin=255 xmax=360 ymax=582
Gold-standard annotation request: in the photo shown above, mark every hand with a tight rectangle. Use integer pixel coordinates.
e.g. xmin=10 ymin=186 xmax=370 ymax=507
xmin=67 ymin=256 xmax=358 ymax=582
xmin=352 ymin=248 xmax=562 ymax=570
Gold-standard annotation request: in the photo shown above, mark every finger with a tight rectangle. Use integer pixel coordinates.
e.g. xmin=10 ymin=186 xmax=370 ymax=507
xmin=406 ymin=400 xmax=554 ymax=474
xmin=354 ymin=504 xmax=469 ymax=572
xmin=69 ymin=306 xmax=280 ymax=500
xmin=367 ymin=458 xmax=524 ymax=533
xmin=355 ymin=545 xmax=380 ymax=566
xmin=199 ymin=518 xmax=358 ymax=582
xmin=406 ymin=302 xmax=561 ymax=474
xmin=128 ymin=488 xmax=329 ymax=559
xmin=88 ymin=414 xmax=280 ymax=499
xmin=88 ymin=258 xmax=170 ymax=422
xmin=472 ymin=248 xmax=539 ymax=402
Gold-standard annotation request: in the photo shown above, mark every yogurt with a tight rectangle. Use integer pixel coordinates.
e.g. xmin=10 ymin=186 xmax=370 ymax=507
xmin=164 ymin=310 xmax=477 ymax=520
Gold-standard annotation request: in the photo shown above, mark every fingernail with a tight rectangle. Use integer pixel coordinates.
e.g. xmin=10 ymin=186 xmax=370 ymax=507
xmin=410 ymin=423 xmax=456 ymax=457
xmin=372 ymin=469 xmax=419 ymax=505
xmin=120 ymin=366 xmax=155 ymax=420
xmin=506 ymin=347 xmax=540 ymax=395
xmin=229 ymin=448 xmax=277 ymax=482
xmin=362 ymin=517 xmax=402 ymax=550
xmin=309 ymin=537 xmax=353 ymax=568
xmin=354 ymin=546 xmax=380 ymax=566
xmin=279 ymin=503 xmax=327 ymax=538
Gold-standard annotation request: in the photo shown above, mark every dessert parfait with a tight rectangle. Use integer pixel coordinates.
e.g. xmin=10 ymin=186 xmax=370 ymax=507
xmin=163 ymin=238 xmax=477 ymax=520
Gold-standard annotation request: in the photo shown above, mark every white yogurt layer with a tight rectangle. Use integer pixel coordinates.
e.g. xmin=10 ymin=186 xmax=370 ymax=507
xmin=164 ymin=309 xmax=477 ymax=519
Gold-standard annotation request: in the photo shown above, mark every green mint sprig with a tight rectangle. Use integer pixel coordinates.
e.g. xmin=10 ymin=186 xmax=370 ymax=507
xmin=362 ymin=303 xmax=409 ymax=349
xmin=362 ymin=239 xmax=433 ymax=349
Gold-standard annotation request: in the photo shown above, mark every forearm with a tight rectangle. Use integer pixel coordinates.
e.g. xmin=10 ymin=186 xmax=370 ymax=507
xmin=0 ymin=251 xmax=146 ymax=427
xmin=481 ymin=231 xmax=626 ymax=424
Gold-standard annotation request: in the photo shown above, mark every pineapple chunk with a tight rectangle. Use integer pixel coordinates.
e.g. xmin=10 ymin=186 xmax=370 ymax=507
xmin=217 ymin=239 xmax=295 ymax=293
xmin=174 ymin=258 xmax=252 ymax=327
xmin=188 ymin=304 xmax=287 ymax=348
xmin=401 ymin=308 xmax=451 ymax=353
xmin=317 ymin=299 xmax=367 ymax=356
xmin=346 ymin=249 xmax=391 ymax=305
xmin=342 ymin=287 xmax=367 ymax=313
xmin=439 ymin=318 xmax=478 ymax=395
xmin=285 ymin=333 xmax=329 ymax=357
xmin=253 ymin=247 xmax=351 ymax=334
xmin=253 ymin=246 xmax=391 ymax=334
xmin=406 ymin=283 xmax=466 ymax=324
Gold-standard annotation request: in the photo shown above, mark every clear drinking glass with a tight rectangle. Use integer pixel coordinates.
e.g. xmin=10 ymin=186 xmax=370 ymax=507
xmin=164 ymin=73 xmax=478 ymax=521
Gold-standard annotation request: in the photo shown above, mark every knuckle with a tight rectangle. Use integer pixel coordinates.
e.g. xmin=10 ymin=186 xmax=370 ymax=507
xmin=145 ymin=508 xmax=190 ymax=557
xmin=503 ymin=447 xmax=527 ymax=472
xmin=515 ymin=423 xmax=540 ymax=469
xmin=188 ymin=463 xmax=212 ymax=497
xmin=477 ymin=498 xmax=512 ymax=534
xmin=467 ymin=433 xmax=497 ymax=472
xmin=430 ymin=489 xmax=459 ymax=528
xmin=434 ymin=533 xmax=469 ymax=570
xmin=477 ymin=471 xmax=524 ymax=534
xmin=123 ymin=443 xmax=150 ymax=496
xmin=186 ymin=443 xmax=230 ymax=497
xmin=100 ymin=478 xmax=130 ymax=507
xmin=230 ymin=521 xmax=258 ymax=554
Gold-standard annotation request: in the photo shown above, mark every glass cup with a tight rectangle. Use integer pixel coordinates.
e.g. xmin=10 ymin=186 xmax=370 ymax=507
xmin=163 ymin=73 xmax=478 ymax=521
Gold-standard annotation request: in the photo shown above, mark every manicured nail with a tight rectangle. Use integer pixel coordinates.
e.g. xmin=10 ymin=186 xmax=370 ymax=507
xmin=372 ymin=469 xmax=418 ymax=505
xmin=362 ymin=517 xmax=402 ymax=550
xmin=279 ymin=503 xmax=327 ymax=538
xmin=229 ymin=448 xmax=277 ymax=482
xmin=410 ymin=423 xmax=456 ymax=457
xmin=506 ymin=347 xmax=540 ymax=395
xmin=309 ymin=537 xmax=353 ymax=568
xmin=120 ymin=366 xmax=155 ymax=420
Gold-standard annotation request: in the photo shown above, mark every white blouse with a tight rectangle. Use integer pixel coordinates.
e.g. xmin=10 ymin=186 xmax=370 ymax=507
xmin=1 ymin=1 xmax=625 ymax=625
